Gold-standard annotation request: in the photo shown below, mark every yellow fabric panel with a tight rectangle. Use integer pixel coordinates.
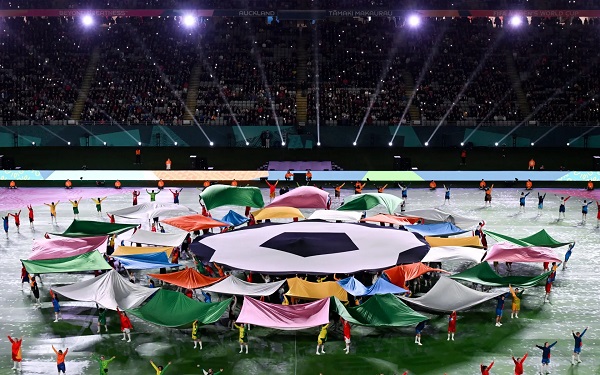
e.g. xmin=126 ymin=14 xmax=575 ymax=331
xmin=112 ymin=246 xmax=174 ymax=257
xmin=425 ymin=236 xmax=482 ymax=248
xmin=285 ymin=277 xmax=348 ymax=302
xmin=252 ymin=207 xmax=305 ymax=221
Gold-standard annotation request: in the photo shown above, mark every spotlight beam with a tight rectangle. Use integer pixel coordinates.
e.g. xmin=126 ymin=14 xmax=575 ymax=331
xmin=312 ymin=25 xmax=321 ymax=146
xmin=390 ymin=25 xmax=448 ymax=145
xmin=496 ymin=57 xmax=600 ymax=145
xmin=462 ymin=90 xmax=513 ymax=144
xmin=426 ymin=34 xmax=504 ymax=145
xmin=569 ymin=124 xmax=600 ymax=145
xmin=201 ymin=58 xmax=249 ymax=145
xmin=354 ymin=28 xmax=407 ymax=145
xmin=245 ymin=22 xmax=285 ymax=145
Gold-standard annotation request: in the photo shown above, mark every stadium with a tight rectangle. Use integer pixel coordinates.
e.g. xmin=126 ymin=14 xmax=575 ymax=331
xmin=0 ymin=1 xmax=599 ymax=374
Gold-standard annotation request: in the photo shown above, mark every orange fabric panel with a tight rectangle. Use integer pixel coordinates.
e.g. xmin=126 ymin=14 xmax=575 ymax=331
xmin=161 ymin=214 xmax=229 ymax=232
xmin=383 ymin=263 xmax=449 ymax=288
xmin=149 ymin=268 xmax=225 ymax=289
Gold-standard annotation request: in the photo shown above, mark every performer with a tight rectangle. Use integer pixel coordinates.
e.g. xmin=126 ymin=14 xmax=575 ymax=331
xmin=27 ymin=205 xmax=34 ymax=229
xmin=316 ymin=323 xmax=329 ymax=355
xmin=480 ymin=361 xmax=494 ymax=375
xmin=146 ymin=189 xmax=160 ymax=202
xmin=557 ymin=196 xmax=571 ymax=220
xmin=285 ymin=170 xmax=293 ymax=181
xmin=398 ymin=183 xmax=408 ymax=201
xmin=444 ymin=185 xmax=451 ymax=205
xmin=91 ymin=197 xmax=107 ymax=216
xmin=107 ymin=213 xmax=116 ymax=224
xmin=571 ymin=327 xmax=588 ymax=365
xmin=192 ymin=320 xmax=203 ymax=350
xmin=341 ymin=318 xmax=351 ymax=354
xmin=265 ymin=180 xmax=278 ymax=202
xmin=96 ymin=303 xmax=108 ymax=333
xmin=377 ymin=184 xmax=388 ymax=193
xmin=2 ymin=215 xmax=8 ymax=238
xmin=535 ymin=341 xmax=557 ymax=375
xmin=234 ymin=322 xmax=249 ymax=354
xmin=586 ymin=180 xmax=594 ymax=191
xmin=447 ymin=311 xmax=457 ymax=341
xmin=512 ymin=352 xmax=528 ymax=375
xmin=169 ymin=188 xmax=183 ymax=204
xmin=306 ymin=169 xmax=313 ymax=182
xmin=29 ymin=274 xmax=40 ymax=307
xmin=544 ymin=276 xmax=553 ymax=304
xmin=50 ymin=290 xmax=62 ymax=322
xmin=519 ymin=191 xmax=531 ymax=212
xmin=7 ymin=335 xmax=22 ymax=371
xmin=44 ymin=201 xmax=60 ymax=224
xmin=52 ymin=345 xmax=69 ymax=375
xmin=526 ymin=179 xmax=533 ymax=190
xmin=150 ymin=360 xmax=171 ymax=375
xmin=581 ymin=200 xmax=592 ymax=224
xmin=92 ymin=355 xmax=115 ymax=375
xmin=537 ymin=192 xmax=547 ymax=215
xmin=354 ymin=181 xmax=366 ymax=194
xmin=509 ymin=285 xmax=524 ymax=318
xmin=9 ymin=210 xmax=21 ymax=233
xmin=414 ymin=320 xmax=426 ymax=345
xmin=484 ymin=185 xmax=494 ymax=207
xmin=333 ymin=183 xmax=345 ymax=202
xmin=132 ymin=190 xmax=140 ymax=206
xmin=479 ymin=179 xmax=486 ymax=190
xmin=117 ymin=307 xmax=133 ymax=342
xmin=495 ymin=294 xmax=506 ymax=327
xmin=563 ymin=242 xmax=575 ymax=270
xmin=429 ymin=180 xmax=436 ymax=190
xmin=68 ymin=198 xmax=82 ymax=219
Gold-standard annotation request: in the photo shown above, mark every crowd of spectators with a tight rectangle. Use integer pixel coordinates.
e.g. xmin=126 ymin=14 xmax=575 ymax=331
xmin=192 ymin=18 xmax=297 ymax=126
xmin=0 ymin=14 xmax=599 ymax=126
xmin=511 ymin=17 xmax=600 ymax=123
xmin=0 ymin=17 xmax=93 ymax=122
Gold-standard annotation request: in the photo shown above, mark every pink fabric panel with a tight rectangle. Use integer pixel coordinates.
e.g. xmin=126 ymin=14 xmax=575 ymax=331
xmin=484 ymin=242 xmax=562 ymax=263
xmin=29 ymin=236 xmax=108 ymax=260
xmin=237 ymin=297 xmax=330 ymax=330
xmin=0 ymin=187 xmax=137 ymax=211
xmin=541 ymin=189 xmax=600 ymax=200
xmin=267 ymin=186 xmax=329 ymax=209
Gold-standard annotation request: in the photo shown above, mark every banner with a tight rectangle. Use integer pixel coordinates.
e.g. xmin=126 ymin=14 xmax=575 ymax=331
xmin=0 ymin=9 xmax=599 ymax=18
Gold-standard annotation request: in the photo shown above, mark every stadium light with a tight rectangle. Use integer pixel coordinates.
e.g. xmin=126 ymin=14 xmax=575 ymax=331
xmin=424 ymin=142 xmax=429 ymax=147
xmin=174 ymin=142 xmax=178 ymax=146
xmin=282 ymin=142 xmax=286 ymax=146
xmin=460 ymin=142 xmax=464 ymax=146
xmin=389 ymin=142 xmax=393 ymax=146
xmin=67 ymin=141 xmax=71 ymax=145
xmin=209 ymin=141 xmax=214 ymax=146
xmin=531 ymin=142 xmax=535 ymax=146
xmin=495 ymin=142 xmax=499 ymax=146
xmin=182 ymin=14 xmax=197 ymax=28
xmin=567 ymin=142 xmax=570 ymax=146
xmin=103 ymin=141 xmax=107 ymax=146
xmin=407 ymin=15 xmax=421 ymax=28
xmin=82 ymin=15 xmax=94 ymax=27
xmin=317 ymin=142 xmax=321 ymax=146
xmin=138 ymin=141 xmax=142 ymax=146
xmin=509 ymin=15 xmax=522 ymax=27
xmin=245 ymin=141 xmax=250 ymax=146
xmin=352 ymin=142 xmax=357 ymax=146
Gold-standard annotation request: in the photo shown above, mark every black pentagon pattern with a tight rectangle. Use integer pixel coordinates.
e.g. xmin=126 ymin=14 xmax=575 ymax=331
xmin=260 ymin=232 xmax=359 ymax=257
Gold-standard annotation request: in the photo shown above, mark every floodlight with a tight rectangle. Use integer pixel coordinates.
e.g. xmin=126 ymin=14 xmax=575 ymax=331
xmin=182 ymin=14 xmax=197 ymax=27
xmin=509 ymin=15 xmax=522 ymax=27
xmin=424 ymin=142 xmax=429 ymax=146
xmin=407 ymin=15 xmax=421 ymax=28
xmin=82 ymin=15 xmax=94 ymax=27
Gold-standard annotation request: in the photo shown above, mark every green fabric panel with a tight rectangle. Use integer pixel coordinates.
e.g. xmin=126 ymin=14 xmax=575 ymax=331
xmin=22 ymin=251 xmax=111 ymax=274
xmin=484 ymin=230 xmax=530 ymax=247
xmin=200 ymin=185 xmax=264 ymax=210
xmin=332 ymin=294 xmax=427 ymax=327
xmin=51 ymin=220 xmax=138 ymax=238
xmin=519 ymin=229 xmax=570 ymax=248
xmin=449 ymin=262 xmax=553 ymax=287
xmin=126 ymin=289 xmax=231 ymax=328
xmin=337 ymin=193 xmax=402 ymax=214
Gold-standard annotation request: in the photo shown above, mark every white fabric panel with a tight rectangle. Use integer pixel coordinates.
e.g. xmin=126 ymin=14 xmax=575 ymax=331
xmin=308 ymin=210 xmax=362 ymax=222
xmin=399 ymin=208 xmax=480 ymax=228
xmin=422 ymin=246 xmax=486 ymax=263
xmin=199 ymin=221 xmax=428 ymax=274
xmin=128 ymin=229 xmax=187 ymax=247
xmin=52 ymin=270 xmax=159 ymax=310
xmin=109 ymin=202 xmax=196 ymax=221
xmin=399 ymin=276 xmax=505 ymax=312
xmin=203 ymin=276 xmax=286 ymax=296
